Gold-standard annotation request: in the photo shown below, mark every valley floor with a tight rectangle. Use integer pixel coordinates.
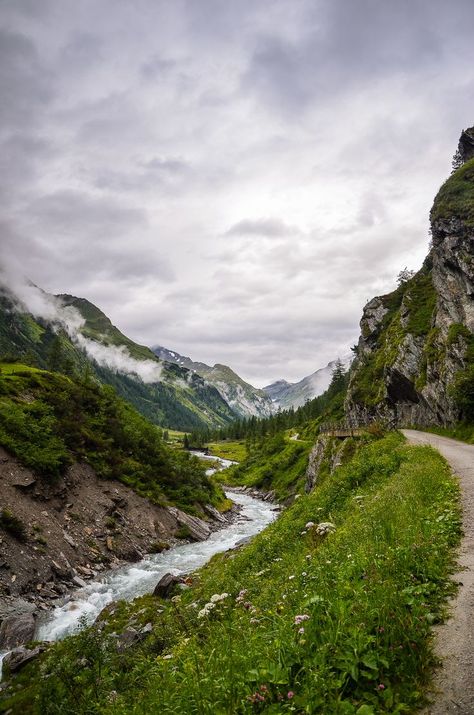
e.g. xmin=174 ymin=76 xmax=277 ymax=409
xmin=402 ymin=431 xmax=474 ymax=715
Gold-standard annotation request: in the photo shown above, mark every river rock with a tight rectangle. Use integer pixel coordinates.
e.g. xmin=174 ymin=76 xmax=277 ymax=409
xmin=204 ymin=504 xmax=227 ymax=523
xmin=3 ymin=645 xmax=43 ymax=673
xmin=167 ymin=507 xmax=211 ymax=541
xmin=51 ymin=559 xmax=72 ymax=580
xmin=0 ymin=599 xmax=36 ymax=621
xmin=153 ymin=573 xmax=183 ymax=598
xmin=0 ymin=613 xmax=36 ymax=649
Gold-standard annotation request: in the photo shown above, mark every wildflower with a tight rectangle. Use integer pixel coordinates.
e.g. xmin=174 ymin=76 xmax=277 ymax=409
xmin=377 ymin=684 xmax=385 ymax=691
xmin=315 ymin=522 xmax=336 ymax=536
xmin=301 ymin=571 xmax=307 ymax=577
xmin=298 ymin=627 xmax=305 ymax=635
xmin=210 ymin=592 xmax=229 ymax=603
xmin=294 ymin=614 xmax=310 ymax=625
xmin=235 ymin=589 xmax=248 ymax=603
xmin=287 ymin=691 xmax=295 ymax=699
xmin=289 ymin=575 xmax=295 ymax=580
xmin=249 ymin=617 xmax=259 ymax=625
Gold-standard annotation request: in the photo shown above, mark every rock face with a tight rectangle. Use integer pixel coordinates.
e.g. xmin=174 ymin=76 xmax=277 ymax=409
xmin=346 ymin=128 xmax=474 ymax=427
xmin=0 ymin=613 xmax=36 ymax=649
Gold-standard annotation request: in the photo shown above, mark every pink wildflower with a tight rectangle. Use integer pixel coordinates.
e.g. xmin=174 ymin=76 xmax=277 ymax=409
xmin=294 ymin=614 xmax=310 ymax=625
xmin=287 ymin=691 xmax=295 ymax=699
xmin=377 ymin=683 xmax=385 ymax=691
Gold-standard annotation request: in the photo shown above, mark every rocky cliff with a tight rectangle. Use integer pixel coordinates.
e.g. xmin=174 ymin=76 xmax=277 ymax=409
xmin=346 ymin=128 xmax=474 ymax=426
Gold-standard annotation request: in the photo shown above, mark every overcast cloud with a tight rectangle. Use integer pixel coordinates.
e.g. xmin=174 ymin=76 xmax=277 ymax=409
xmin=1 ymin=0 xmax=473 ymax=386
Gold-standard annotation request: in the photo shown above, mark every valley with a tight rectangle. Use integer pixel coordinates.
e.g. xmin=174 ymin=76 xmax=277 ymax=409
xmin=0 ymin=127 xmax=474 ymax=714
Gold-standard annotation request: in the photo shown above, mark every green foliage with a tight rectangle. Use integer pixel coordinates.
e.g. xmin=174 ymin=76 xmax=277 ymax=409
xmin=0 ymin=292 xmax=236 ymax=432
xmin=431 ymin=156 xmax=474 ymax=227
xmin=0 ymin=364 xmax=222 ymax=512
xmin=451 ymin=364 xmax=474 ymax=421
xmin=0 ymin=509 xmax=27 ymax=542
xmin=7 ymin=434 xmax=461 ymax=714
xmin=404 ymin=271 xmax=437 ymax=337
xmin=224 ymin=433 xmax=312 ymax=499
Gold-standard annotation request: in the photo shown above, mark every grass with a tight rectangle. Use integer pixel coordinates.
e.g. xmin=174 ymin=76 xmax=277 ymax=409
xmin=422 ymin=423 xmax=474 ymax=444
xmin=207 ymin=440 xmax=248 ymax=462
xmin=431 ymin=156 xmax=474 ymax=228
xmin=220 ymin=433 xmax=313 ymax=500
xmin=2 ymin=432 xmax=461 ymax=714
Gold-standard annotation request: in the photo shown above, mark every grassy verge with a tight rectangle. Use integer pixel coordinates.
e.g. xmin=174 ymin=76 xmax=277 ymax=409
xmin=420 ymin=423 xmax=474 ymax=444
xmin=218 ymin=433 xmax=313 ymax=500
xmin=207 ymin=440 xmax=248 ymax=462
xmin=1 ymin=433 xmax=461 ymax=714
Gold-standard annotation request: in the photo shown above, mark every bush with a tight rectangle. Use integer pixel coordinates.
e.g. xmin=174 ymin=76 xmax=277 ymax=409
xmin=0 ymin=509 xmax=27 ymax=542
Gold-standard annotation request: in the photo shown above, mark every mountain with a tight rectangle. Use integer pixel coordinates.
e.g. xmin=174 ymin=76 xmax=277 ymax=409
xmin=263 ymin=357 xmax=352 ymax=410
xmin=153 ymin=345 xmax=274 ymax=418
xmin=0 ymin=286 xmax=237 ymax=432
xmin=346 ymin=127 xmax=474 ymax=427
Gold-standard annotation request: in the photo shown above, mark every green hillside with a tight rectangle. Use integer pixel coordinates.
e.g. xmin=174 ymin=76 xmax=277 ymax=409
xmin=0 ymin=363 xmax=221 ymax=513
xmin=0 ymin=288 xmax=236 ymax=432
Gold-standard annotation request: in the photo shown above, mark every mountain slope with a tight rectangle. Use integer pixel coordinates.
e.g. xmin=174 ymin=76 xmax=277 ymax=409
xmin=346 ymin=127 xmax=474 ymax=427
xmin=264 ymin=357 xmax=351 ymax=410
xmin=153 ymin=345 xmax=274 ymax=418
xmin=0 ymin=286 xmax=237 ymax=431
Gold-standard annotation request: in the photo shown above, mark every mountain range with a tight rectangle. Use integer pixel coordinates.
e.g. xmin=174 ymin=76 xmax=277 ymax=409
xmin=0 ymin=283 xmax=339 ymax=430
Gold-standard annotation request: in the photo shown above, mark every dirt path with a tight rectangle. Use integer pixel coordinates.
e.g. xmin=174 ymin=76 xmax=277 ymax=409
xmin=402 ymin=430 xmax=474 ymax=714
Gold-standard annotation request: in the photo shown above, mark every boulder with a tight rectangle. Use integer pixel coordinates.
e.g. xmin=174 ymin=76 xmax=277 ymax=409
xmin=3 ymin=645 xmax=43 ymax=673
xmin=51 ymin=559 xmax=72 ymax=580
xmin=204 ymin=504 xmax=227 ymax=523
xmin=153 ymin=573 xmax=183 ymax=599
xmin=168 ymin=507 xmax=211 ymax=541
xmin=0 ymin=613 xmax=36 ymax=650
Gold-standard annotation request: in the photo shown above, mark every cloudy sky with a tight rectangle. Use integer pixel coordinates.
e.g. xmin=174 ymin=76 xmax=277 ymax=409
xmin=1 ymin=0 xmax=473 ymax=386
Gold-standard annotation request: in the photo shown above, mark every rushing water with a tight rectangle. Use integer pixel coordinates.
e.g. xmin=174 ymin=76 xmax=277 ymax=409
xmin=35 ymin=490 xmax=276 ymax=643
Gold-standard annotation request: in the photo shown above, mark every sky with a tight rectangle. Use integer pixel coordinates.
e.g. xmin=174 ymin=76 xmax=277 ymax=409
xmin=1 ymin=0 xmax=474 ymax=387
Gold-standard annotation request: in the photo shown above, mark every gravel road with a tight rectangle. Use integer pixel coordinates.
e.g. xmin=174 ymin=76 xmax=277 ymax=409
xmin=402 ymin=430 xmax=474 ymax=714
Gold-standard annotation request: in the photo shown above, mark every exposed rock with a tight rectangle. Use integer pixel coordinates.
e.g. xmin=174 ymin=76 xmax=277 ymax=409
xmin=51 ymin=559 xmax=72 ymax=580
xmin=167 ymin=507 xmax=211 ymax=541
xmin=458 ymin=127 xmax=474 ymax=163
xmin=204 ymin=504 xmax=227 ymax=523
xmin=0 ymin=613 xmax=36 ymax=649
xmin=153 ymin=573 xmax=183 ymax=598
xmin=63 ymin=532 xmax=76 ymax=549
xmin=0 ymin=599 xmax=36 ymax=622
xmin=305 ymin=438 xmax=329 ymax=493
xmin=346 ymin=128 xmax=474 ymax=428
xmin=112 ymin=537 xmax=142 ymax=562
xmin=72 ymin=575 xmax=87 ymax=589
xmin=2 ymin=645 xmax=44 ymax=673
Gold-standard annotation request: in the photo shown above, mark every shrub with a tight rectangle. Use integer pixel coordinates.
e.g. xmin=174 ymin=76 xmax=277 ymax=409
xmin=0 ymin=509 xmax=27 ymax=542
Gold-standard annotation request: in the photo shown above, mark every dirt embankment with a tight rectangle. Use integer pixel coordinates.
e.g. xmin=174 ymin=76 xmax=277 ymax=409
xmin=0 ymin=447 xmax=230 ymax=618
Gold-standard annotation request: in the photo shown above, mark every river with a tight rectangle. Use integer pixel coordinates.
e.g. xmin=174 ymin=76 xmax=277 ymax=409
xmin=35 ymin=490 xmax=276 ymax=642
